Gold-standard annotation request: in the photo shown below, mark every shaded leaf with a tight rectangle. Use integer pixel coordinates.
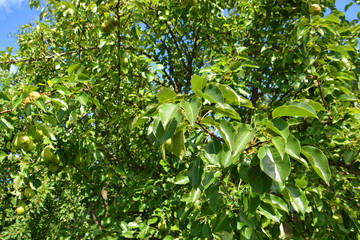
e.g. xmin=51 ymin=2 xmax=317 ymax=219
xmin=248 ymin=166 xmax=272 ymax=194
xmin=188 ymin=158 xmax=203 ymax=188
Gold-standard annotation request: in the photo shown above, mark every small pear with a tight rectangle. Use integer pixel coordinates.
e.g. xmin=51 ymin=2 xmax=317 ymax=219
xmin=24 ymin=188 xmax=36 ymax=199
xmin=30 ymin=91 xmax=41 ymax=100
xmin=23 ymin=140 xmax=36 ymax=153
xmin=309 ymin=4 xmax=321 ymax=15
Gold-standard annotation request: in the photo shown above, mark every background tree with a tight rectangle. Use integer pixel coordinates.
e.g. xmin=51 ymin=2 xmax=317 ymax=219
xmin=0 ymin=0 xmax=360 ymax=239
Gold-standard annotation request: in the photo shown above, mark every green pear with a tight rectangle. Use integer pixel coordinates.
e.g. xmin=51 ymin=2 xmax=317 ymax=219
xmin=49 ymin=164 xmax=60 ymax=173
xmin=74 ymin=154 xmax=84 ymax=164
xmin=23 ymin=140 xmax=36 ymax=153
xmin=13 ymin=135 xmax=21 ymax=150
xmin=24 ymin=188 xmax=36 ymax=199
xmin=30 ymin=91 xmax=41 ymax=100
xmin=41 ymin=146 xmax=57 ymax=163
xmin=15 ymin=200 xmax=26 ymax=215
xmin=19 ymin=135 xmax=31 ymax=148
xmin=309 ymin=4 xmax=321 ymax=15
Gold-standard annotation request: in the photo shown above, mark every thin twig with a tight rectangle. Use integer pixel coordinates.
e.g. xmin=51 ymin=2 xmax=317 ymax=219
xmin=195 ymin=121 xmax=224 ymax=142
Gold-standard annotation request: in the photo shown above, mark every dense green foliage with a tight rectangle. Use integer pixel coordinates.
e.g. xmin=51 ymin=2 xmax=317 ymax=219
xmin=1 ymin=0 xmax=360 ymax=239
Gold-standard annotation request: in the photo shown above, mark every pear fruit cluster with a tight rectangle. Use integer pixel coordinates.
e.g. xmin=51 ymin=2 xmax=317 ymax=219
xmin=30 ymin=91 xmax=41 ymax=100
xmin=41 ymin=146 xmax=61 ymax=173
xmin=13 ymin=134 xmax=36 ymax=153
xmin=24 ymin=91 xmax=41 ymax=105
xmin=180 ymin=0 xmax=197 ymax=7
xmin=101 ymin=17 xmax=118 ymax=35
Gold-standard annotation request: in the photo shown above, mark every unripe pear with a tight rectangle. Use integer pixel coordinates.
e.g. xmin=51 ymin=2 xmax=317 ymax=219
xmin=49 ymin=163 xmax=60 ymax=173
xmin=310 ymin=4 xmax=321 ymax=15
xmin=74 ymin=154 xmax=84 ymax=164
xmin=24 ymin=97 xmax=31 ymax=104
xmin=15 ymin=206 xmax=26 ymax=215
xmin=15 ymin=200 xmax=26 ymax=215
xmin=276 ymin=0 xmax=284 ymax=4
xmin=13 ymin=135 xmax=21 ymax=150
xmin=101 ymin=21 xmax=112 ymax=34
xmin=24 ymin=188 xmax=36 ymax=199
xmin=23 ymin=140 xmax=36 ymax=153
xmin=19 ymin=135 xmax=31 ymax=148
xmin=30 ymin=91 xmax=41 ymax=100
xmin=36 ymin=128 xmax=45 ymax=140
xmin=41 ymin=146 xmax=56 ymax=162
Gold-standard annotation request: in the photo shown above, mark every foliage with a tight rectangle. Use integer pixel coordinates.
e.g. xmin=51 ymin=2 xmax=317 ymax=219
xmin=1 ymin=0 xmax=360 ymax=239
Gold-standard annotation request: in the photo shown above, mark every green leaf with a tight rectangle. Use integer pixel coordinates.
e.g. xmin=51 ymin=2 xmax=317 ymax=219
xmin=67 ymin=63 xmax=80 ymax=74
xmin=0 ymin=118 xmax=14 ymax=129
xmin=239 ymin=208 xmax=257 ymax=228
xmin=0 ymin=152 xmax=7 ymax=163
xmin=77 ymin=73 xmax=90 ymax=82
xmin=202 ymin=84 xmax=224 ymax=105
xmin=12 ymin=98 xmax=22 ymax=109
xmin=202 ymin=223 xmax=211 ymax=238
xmin=157 ymin=87 xmax=177 ymax=102
xmin=159 ymin=103 xmax=179 ymax=127
xmin=213 ymin=211 xmax=229 ymax=232
xmin=259 ymin=146 xmax=291 ymax=183
xmin=204 ymin=104 xmax=241 ymax=120
xmin=262 ymin=118 xmax=289 ymax=140
xmin=190 ymin=188 xmax=201 ymax=203
xmin=218 ymin=120 xmax=236 ymax=150
xmin=190 ymin=222 xmax=201 ymax=236
xmin=232 ymin=124 xmax=255 ymax=157
xmin=216 ymin=83 xmax=253 ymax=108
xmin=258 ymin=202 xmax=281 ymax=222
xmin=76 ymin=93 xmax=88 ymax=106
xmin=301 ymin=146 xmax=331 ymax=185
xmin=51 ymin=98 xmax=68 ymax=109
xmin=169 ymin=130 xmax=185 ymax=159
xmin=344 ymin=150 xmax=354 ymax=164
xmin=272 ymin=102 xmax=318 ymax=118
xmin=39 ymin=124 xmax=56 ymax=141
xmin=131 ymin=114 xmax=149 ymax=129
xmin=153 ymin=117 xmax=178 ymax=142
xmin=220 ymin=144 xmax=237 ymax=168
xmin=187 ymin=158 xmax=203 ymax=188
xmin=180 ymin=97 xmax=201 ymax=127
xmin=175 ymin=170 xmax=190 ymax=185
xmin=263 ymin=194 xmax=289 ymax=213
xmin=248 ymin=166 xmax=272 ymax=194
xmin=204 ymin=139 xmax=222 ymax=166
xmin=34 ymin=98 xmax=47 ymax=112
xmin=285 ymin=134 xmax=301 ymax=160
xmin=218 ymin=120 xmax=254 ymax=156
xmin=295 ymin=99 xmax=326 ymax=111
xmin=286 ymin=184 xmax=308 ymax=215
xmin=272 ymin=136 xmax=286 ymax=159
xmin=191 ymin=75 xmax=207 ymax=94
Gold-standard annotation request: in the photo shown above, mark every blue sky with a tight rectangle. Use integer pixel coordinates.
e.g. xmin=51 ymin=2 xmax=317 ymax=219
xmin=0 ymin=0 xmax=359 ymax=52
